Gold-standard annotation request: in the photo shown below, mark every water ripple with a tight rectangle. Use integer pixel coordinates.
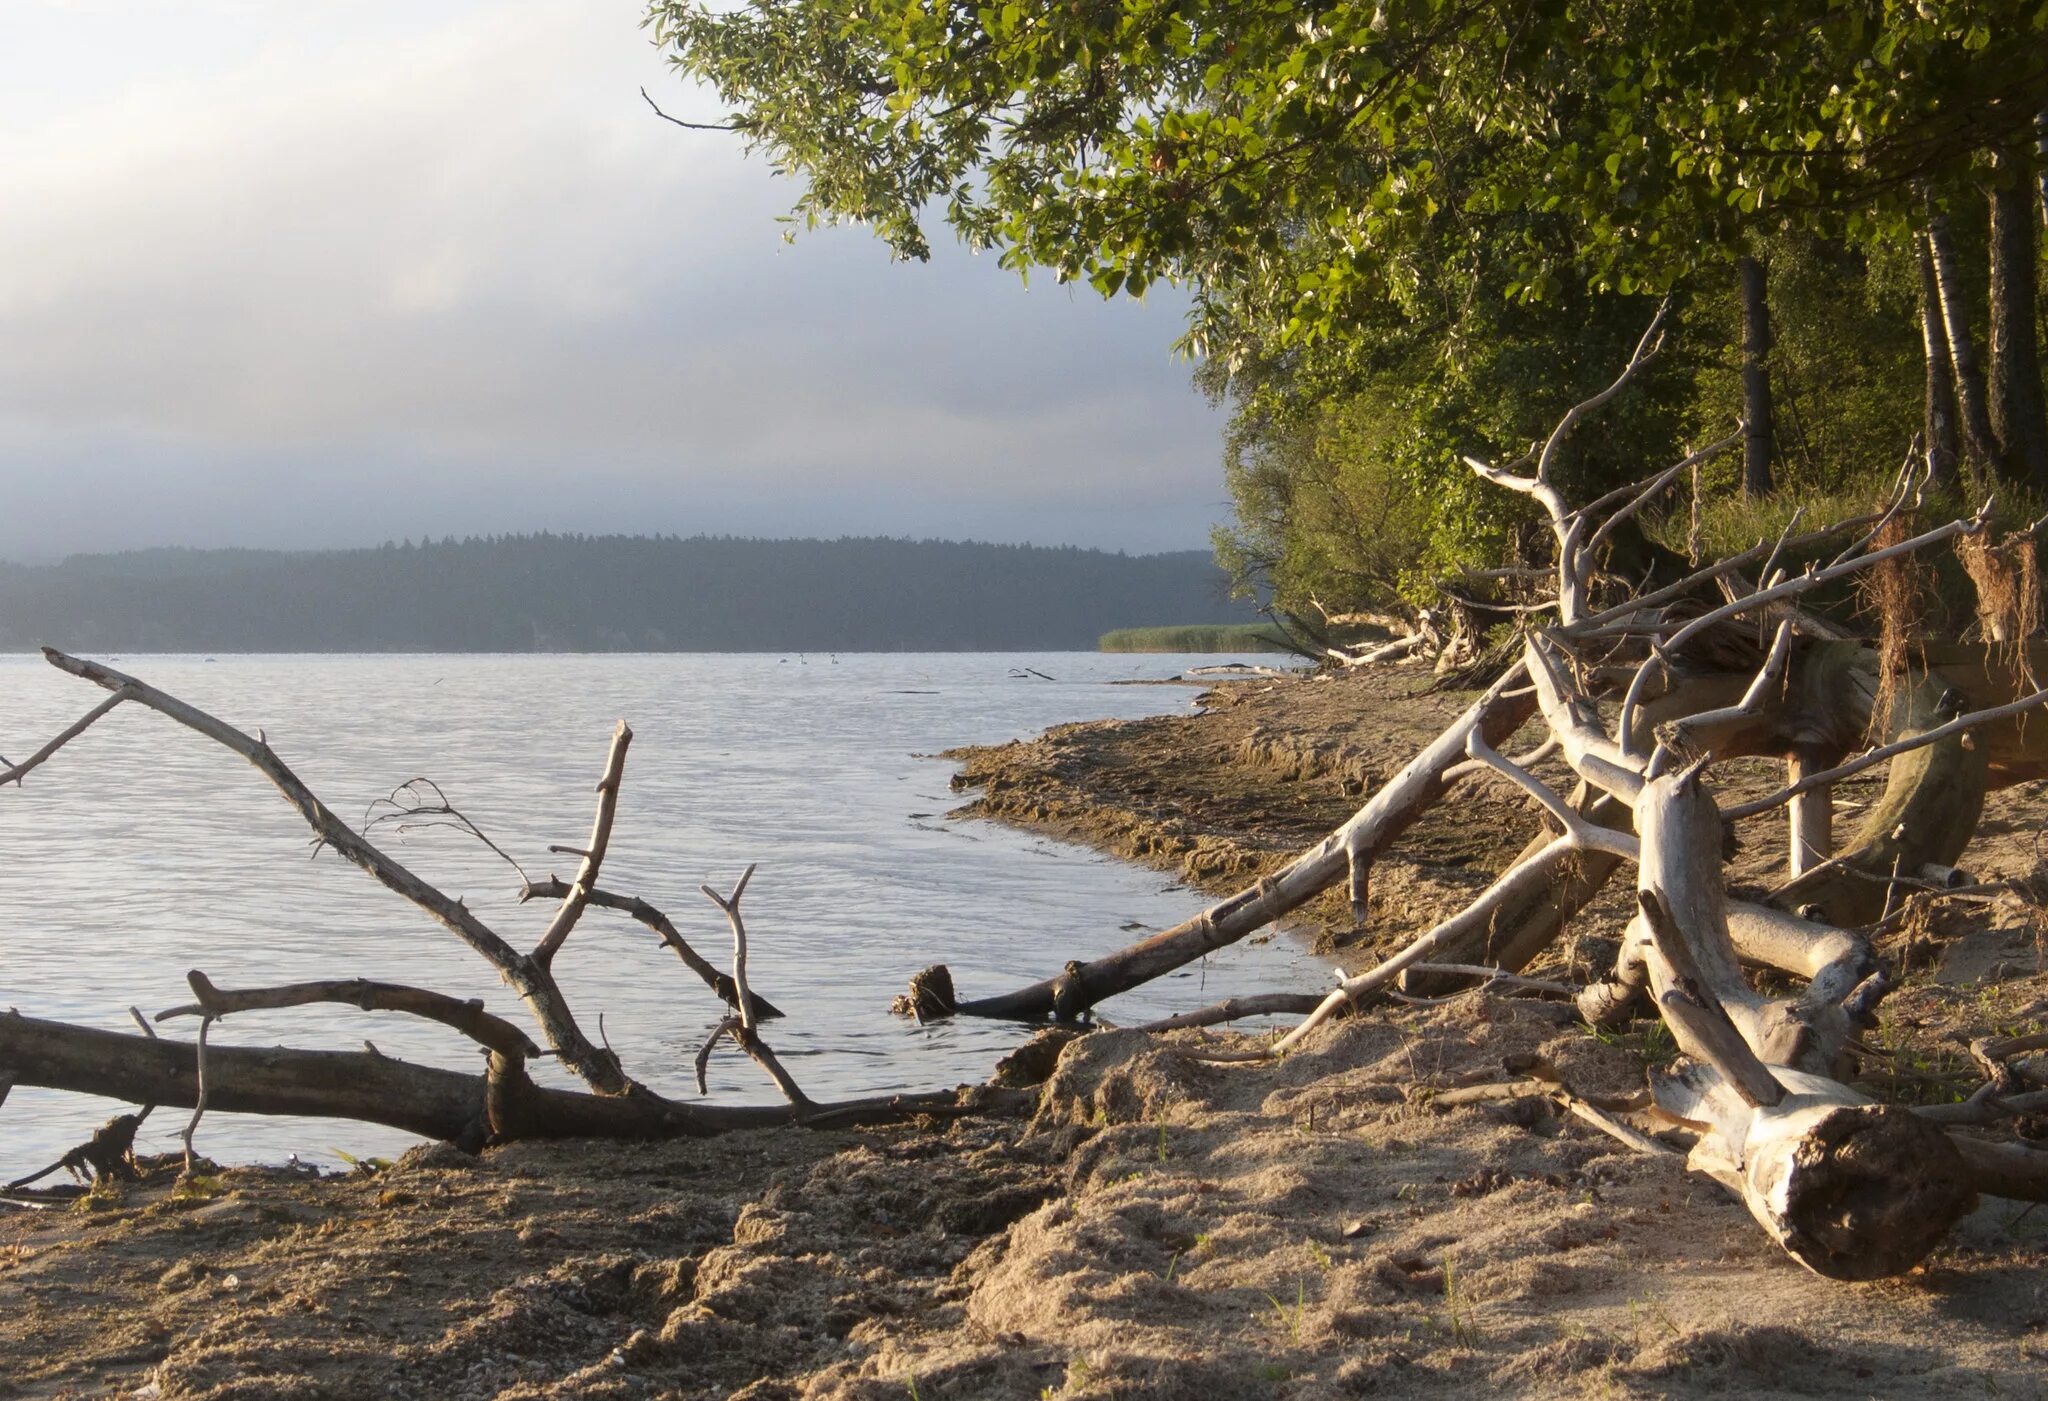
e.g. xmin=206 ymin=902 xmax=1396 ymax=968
xmin=0 ymin=652 xmax=1315 ymax=1171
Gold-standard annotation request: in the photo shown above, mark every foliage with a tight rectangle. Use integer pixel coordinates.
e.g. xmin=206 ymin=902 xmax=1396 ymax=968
xmin=650 ymin=0 xmax=2047 ymax=358
xmin=649 ymin=1 xmax=2048 ymax=616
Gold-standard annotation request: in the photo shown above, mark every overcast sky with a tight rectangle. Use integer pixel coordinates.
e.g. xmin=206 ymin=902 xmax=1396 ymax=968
xmin=0 ymin=1 xmax=1228 ymax=563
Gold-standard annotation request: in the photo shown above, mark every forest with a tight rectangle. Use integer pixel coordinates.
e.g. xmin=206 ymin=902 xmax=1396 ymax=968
xmin=0 ymin=535 xmax=1252 ymax=652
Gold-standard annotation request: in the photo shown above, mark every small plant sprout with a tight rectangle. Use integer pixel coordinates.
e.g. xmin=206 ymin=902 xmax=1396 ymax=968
xmin=1263 ymin=1278 xmax=1307 ymax=1345
xmin=1442 ymin=1254 xmax=1476 ymax=1345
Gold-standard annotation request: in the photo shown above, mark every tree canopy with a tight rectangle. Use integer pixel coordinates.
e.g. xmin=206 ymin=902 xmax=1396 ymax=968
xmin=652 ymin=1 xmax=2044 ymax=354
xmin=651 ymin=2 xmax=2048 ymax=616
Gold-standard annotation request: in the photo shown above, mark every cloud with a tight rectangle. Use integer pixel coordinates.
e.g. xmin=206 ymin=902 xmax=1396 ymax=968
xmin=0 ymin=1 xmax=1225 ymax=560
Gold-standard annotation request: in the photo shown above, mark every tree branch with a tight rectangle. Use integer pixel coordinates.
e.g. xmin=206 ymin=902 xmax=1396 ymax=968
xmin=158 ymin=970 xmax=540 ymax=1061
xmin=37 ymin=649 xmax=633 ymax=1097
xmin=532 ymin=721 xmax=632 ymax=970
xmin=640 ymin=85 xmax=740 ymax=132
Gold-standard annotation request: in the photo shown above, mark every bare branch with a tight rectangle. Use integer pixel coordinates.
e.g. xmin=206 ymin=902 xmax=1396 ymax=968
xmin=182 ymin=1015 xmax=214 ymax=1176
xmin=1462 ymin=732 xmax=1639 ymax=860
xmin=1636 ymin=890 xmax=1785 ymax=1109
xmin=698 ymin=865 xmax=812 ymax=1108
xmin=1650 ymin=618 xmax=1796 ymax=762
xmin=640 ymin=85 xmax=740 ymax=132
xmin=363 ymin=778 xmax=532 ymax=883
xmin=532 ymin=721 xmax=633 ymax=970
xmin=0 ymin=688 xmax=132 ymax=786
xmin=1581 ymin=426 xmax=1743 ymax=565
xmin=520 ymin=877 xmax=782 ymax=1020
xmin=1131 ymin=993 xmax=1326 ymax=1033
xmin=1249 ymin=835 xmax=1578 ymax=1059
xmin=38 ymin=649 xmax=632 ymax=1096
xmin=1826 ymin=448 xmax=1927 ymax=569
xmin=1648 ymin=503 xmax=1992 ymax=658
xmin=1535 ymin=298 xmax=1671 ymax=485
xmin=701 ymin=865 xmax=759 ymax=1030
xmin=158 ymin=970 xmax=539 ymax=1060
xmin=1724 ymin=685 xmax=2048 ymax=820
xmin=1525 ymin=635 xmax=1646 ymax=802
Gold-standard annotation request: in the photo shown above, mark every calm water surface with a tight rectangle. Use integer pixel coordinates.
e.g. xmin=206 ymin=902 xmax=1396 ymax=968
xmin=0 ymin=652 xmax=1318 ymax=1172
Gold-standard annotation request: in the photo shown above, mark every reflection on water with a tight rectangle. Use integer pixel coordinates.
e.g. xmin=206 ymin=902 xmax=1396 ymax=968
xmin=0 ymin=652 xmax=1319 ymax=1171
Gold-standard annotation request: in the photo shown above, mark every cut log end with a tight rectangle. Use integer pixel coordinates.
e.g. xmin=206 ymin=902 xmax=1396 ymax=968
xmin=1755 ymin=1103 xmax=1977 ymax=1281
xmin=892 ymin=964 xmax=958 ymax=1022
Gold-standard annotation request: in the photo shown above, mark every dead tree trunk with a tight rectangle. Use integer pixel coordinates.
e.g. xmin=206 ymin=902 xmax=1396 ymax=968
xmin=0 ymin=649 xmax=977 ymax=1157
xmin=1102 ymin=319 xmax=2047 ymax=1276
xmin=0 ymin=1011 xmax=967 ymax=1149
xmin=909 ymin=669 xmax=1537 ymax=1020
xmin=1738 ymin=254 xmax=1776 ymax=497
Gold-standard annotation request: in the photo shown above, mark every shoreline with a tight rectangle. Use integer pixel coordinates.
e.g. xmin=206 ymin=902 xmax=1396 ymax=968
xmin=6 ymin=669 xmax=2048 ymax=1398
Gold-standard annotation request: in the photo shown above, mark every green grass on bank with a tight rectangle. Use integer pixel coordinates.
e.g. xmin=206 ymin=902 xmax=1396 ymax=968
xmin=1098 ymin=623 xmax=1297 ymax=653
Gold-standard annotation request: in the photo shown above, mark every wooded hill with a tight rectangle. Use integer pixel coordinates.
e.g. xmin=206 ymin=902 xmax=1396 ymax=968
xmin=0 ymin=535 xmax=1255 ymax=652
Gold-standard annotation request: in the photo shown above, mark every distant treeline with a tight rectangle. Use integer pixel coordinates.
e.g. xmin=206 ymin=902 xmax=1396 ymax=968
xmin=0 ymin=534 xmax=1258 ymax=652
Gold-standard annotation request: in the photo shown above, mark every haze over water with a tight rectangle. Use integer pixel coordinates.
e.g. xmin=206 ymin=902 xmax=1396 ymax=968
xmin=0 ymin=651 xmax=1316 ymax=1172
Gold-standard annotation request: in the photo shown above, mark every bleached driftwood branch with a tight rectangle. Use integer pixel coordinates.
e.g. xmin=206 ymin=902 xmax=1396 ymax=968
xmin=1 ymin=651 xmax=975 ymax=1152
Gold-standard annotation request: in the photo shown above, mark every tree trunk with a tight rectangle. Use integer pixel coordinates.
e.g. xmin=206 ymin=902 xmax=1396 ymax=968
xmin=0 ymin=1012 xmax=968 ymax=1150
xmin=1738 ymin=255 xmax=1776 ymax=497
xmin=922 ymin=672 xmax=1537 ymax=1020
xmin=2037 ymin=109 xmax=2048 ymax=227
xmin=1915 ymin=232 xmax=1962 ymax=491
xmin=1926 ymin=205 xmax=2003 ymax=482
xmin=1987 ymin=145 xmax=2048 ymax=492
xmin=1786 ymin=752 xmax=1832 ymax=877
xmin=1773 ymin=643 xmax=1988 ymax=926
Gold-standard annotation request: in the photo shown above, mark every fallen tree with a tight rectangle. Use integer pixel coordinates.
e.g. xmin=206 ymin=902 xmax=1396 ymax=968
xmin=897 ymin=311 xmax=2048 ymax=1278
xmin=0 ymin=651 xmax=969 ymax=1183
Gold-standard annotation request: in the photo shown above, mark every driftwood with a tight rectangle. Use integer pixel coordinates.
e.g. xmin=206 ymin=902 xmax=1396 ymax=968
xmin=894 ymin=664 xmax=1537 ymax=1021
xmin=893 ymin=316 xmax=2048 ymax=1279
xmin=0 ymin=649 xmax=977 ymax=1163
xmin=0 ymin=1010 xmax=962 ymax=1149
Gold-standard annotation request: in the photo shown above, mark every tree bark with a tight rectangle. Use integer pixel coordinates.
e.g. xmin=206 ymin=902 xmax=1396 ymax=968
xmin=0 ymin=1011 xmax=969 ymax=1149
xmin=1927 ymin=205 xmax=2003 ymax=482
xmin=1987 ymin=144 xmax=2048 ymax=492
xmin=924 ymin=669 xmax=1537 ymax=1020
xmin=1785 ymin=753 xmax=1832 ymax=878
xmin=1771 ymin=643 xmax=1988 ymax=926
xmin=1915 ymin=231 xmax=1962 ymax=490
xmin=2037 ymin=108 xmax=2048 ymax=228
xmin=1738 ymin=254 xmax=1776 ymax=497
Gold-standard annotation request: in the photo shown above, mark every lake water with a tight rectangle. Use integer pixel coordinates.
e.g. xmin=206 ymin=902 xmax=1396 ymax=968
xmin=0 ymin=652 xmax=1320 ymax=1175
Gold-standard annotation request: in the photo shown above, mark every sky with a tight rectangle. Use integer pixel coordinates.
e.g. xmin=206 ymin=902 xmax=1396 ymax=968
xmin=0 ymin=1 xmax=1229 ymax=563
